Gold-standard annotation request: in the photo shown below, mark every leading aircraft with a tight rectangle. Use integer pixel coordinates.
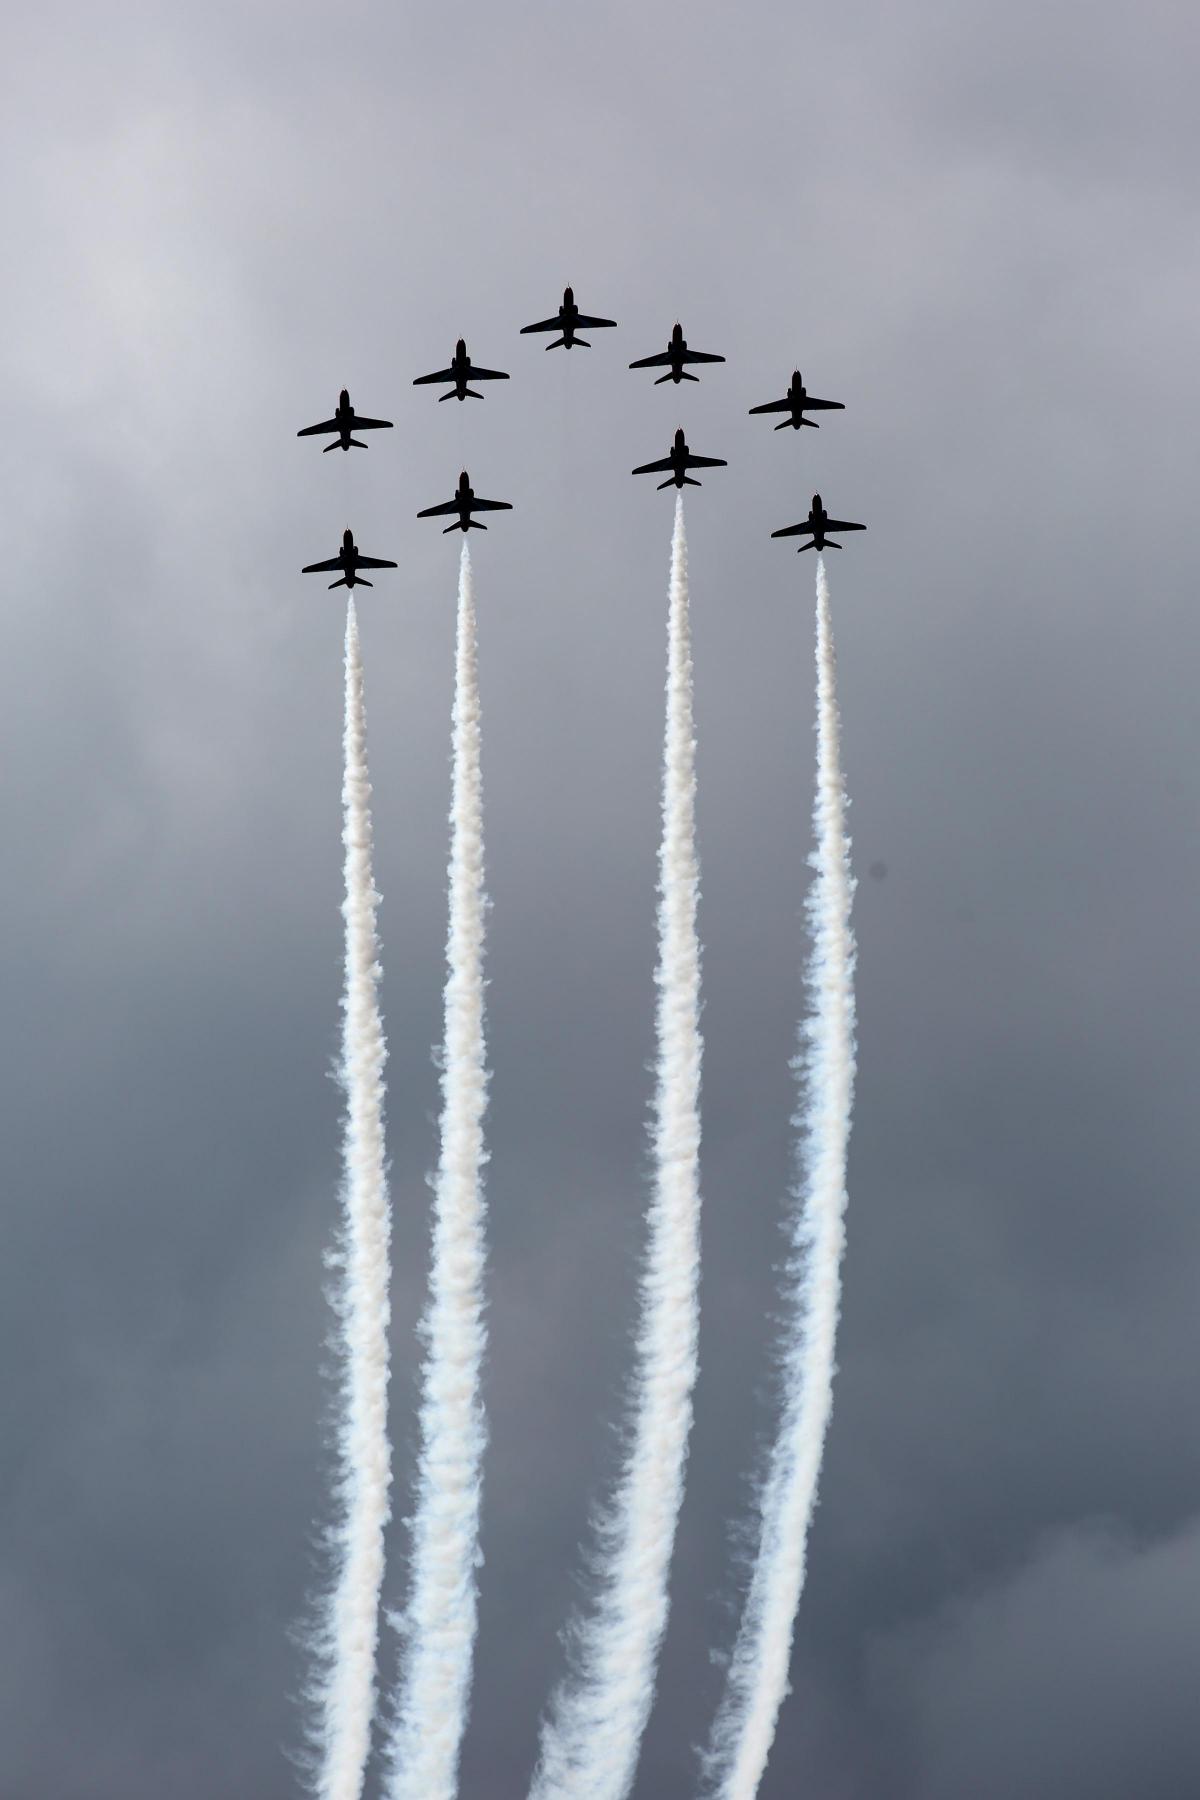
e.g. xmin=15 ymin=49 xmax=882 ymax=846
xmin=771 ymin=494 xmax=865 ymax=551
xmin=749 ymin=370 xmax=844 ymax=431
xmin=520 ymin=286 xmax=617 ymax=349
xmin=413 ymin=339 xmax=510 ymax=402
xmin=628 ymin=321 xmax=725 ymax=385
xmin=417 ymin=470 xmax=513 ymax=533
xmin=302 ymin=529 xmax=398 ymax=588
xmin=296 ymin=389 xmax=393 ymax=452
xmin=632 ymin=427 xmax=727 ymax=490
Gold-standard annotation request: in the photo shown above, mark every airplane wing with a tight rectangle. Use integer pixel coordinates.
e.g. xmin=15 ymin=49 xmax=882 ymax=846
xmin=470 ymin=497 xmax=512 ymax=512
xmin=521 ymin=315 xmax=561 ymax=334
xmin=823 ymin=519 xmax=865 ymax=533
xmin=297 ymin=417 xmax=340 ymax=436
xmin=632 ymin=456 xmax=675 ymax=475
xmin=302 ymin=556 xmax=345 ymax=572
xmin=573 ymin=312 xmax=617 ymax=329
xmin=681 ymin=350 xmax=725 ymax=364
xmin=355 ymin=555 xmax=398 ymax=569
xmin=471 ymin=366 xmax=509 ymax=382
xmin=629 ymin=351 xmax=672 ymax=369
xmin=749 ymin=398 xmax=791 ymax=415
xmin=685 ymin=454 xmax=727 ymax=469
xmin=417 ymin=499 xmax=462 ymax=518
xmin=414 ymin=368 xmax=455 ymax=385
xmin=804 ymin=397 xmax=844 ymax=411
xmin=352 ymin=416 xmax=393 ymax=430
xmin=770 ymin=523 xmax=808 ymax=538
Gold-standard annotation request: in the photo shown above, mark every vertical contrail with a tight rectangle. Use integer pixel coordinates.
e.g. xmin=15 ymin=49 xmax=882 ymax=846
xmin=701 ymin=557 xmax=857 ymax=1800
xmin=531 ymin=494 xmax=703 ymax=1800
xmin=385 ymin=544 xmax=490 ymax=1800
xmin=310 ymin=598 xmax=394 ymax=1800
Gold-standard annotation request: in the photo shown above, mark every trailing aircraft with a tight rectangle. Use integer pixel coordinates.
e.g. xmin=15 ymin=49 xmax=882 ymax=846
xmin=417 ymin=470 xmax=513 ymax=533
xmin=296 ymin=390 xmax=393 ymax=452
xmin=520 ymin=286 xmax=616 ymax=348
xmin=628 ymin=321 xmax=725 ymax=384
xmin=771 ymin=493 xmax=865 ymax=551
xmin=632 ymin=427 xmax=727 ymax=490
xmin=301 ymin=529 xmax=398 ymax=588
xmin=413 ymin=339 xmax=509 ymax=401
xmin=749 ymin=370 xmax=844 ymax=431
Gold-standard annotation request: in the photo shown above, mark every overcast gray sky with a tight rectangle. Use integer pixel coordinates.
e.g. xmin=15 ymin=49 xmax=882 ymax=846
xmin=3 ymin=1 xmax=1199 ymax=1795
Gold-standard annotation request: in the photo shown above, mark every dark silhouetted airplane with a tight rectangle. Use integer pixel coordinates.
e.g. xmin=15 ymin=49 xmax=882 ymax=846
xmin=772 ymin=494 xmax=865 ymax=551
xmin=302 ymin=529 xmax=398 ymax=588
xmin=417 ymin=470 xmax=513 ymax=533
xmin=632 ymin=427 xmax=728 ymax=490
xmin=297 ymin=390 xmax=393 ymax=452
xmin=628 ymin=322 xmax=725 ymax=385
xmin=413 ymin=340 xmax=510 ymax=402
xmin=520 ymin=286 xmax=617 ymax=349
xmin=749 ymin=371 xmax=844 ymax=431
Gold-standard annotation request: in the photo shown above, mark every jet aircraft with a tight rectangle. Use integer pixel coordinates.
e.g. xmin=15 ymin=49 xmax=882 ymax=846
xmin=302 ymin=529 xmax=398 ymax=588
xmin=413 ymin=339 xmax=510 ymax=402
xmin=520 ymin=286 xmax=617 ymax=349
xmin=297 ymin=390 xmax=393 ymax=452
xmin=628 ymin=321 xmax=725 ymax=384
xmin=632 ymin=427 xmax=727 ymax=490
xmin=417 ymin=470 xmax=513 ymax=533
xmin=749 ymin=371 xmax=844 ymax=431
xmin=771 ymin=494 xmax=865 ymax=551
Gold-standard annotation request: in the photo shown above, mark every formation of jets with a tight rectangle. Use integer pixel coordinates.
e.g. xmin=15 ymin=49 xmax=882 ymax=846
xmin=297 ymin=288 xmax=865 ymax=582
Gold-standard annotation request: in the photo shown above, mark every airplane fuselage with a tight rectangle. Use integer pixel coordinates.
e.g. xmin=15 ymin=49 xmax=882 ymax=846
xmin=663 ymin=325 xmax=688 ymax=380
xmin=333 ymin=391 xmax=356 ymax=448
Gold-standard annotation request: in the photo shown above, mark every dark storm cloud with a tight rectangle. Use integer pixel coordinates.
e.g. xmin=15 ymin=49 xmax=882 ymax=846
xmin=2 ymin=1 xmax=1199 ymax=1796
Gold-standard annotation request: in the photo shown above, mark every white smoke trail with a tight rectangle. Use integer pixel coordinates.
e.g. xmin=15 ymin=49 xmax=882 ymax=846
xmin=310 ymin=598 xmax=394 ymax=1800
xmin=531 ymin=494 xmax=703 ymax=1800
xmin=700 ymin=556 xmax=856 ymax=1800
xmin=384 ymin=543 xmax=490 ymax=1800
